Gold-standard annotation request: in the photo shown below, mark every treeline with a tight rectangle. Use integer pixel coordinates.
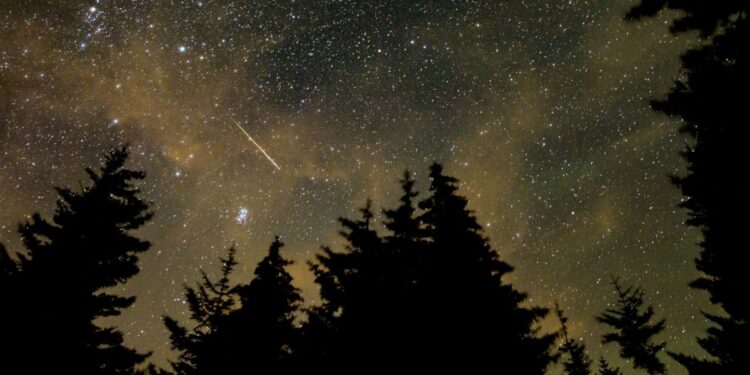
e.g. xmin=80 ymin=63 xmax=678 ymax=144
xmin=0 ymin=146 xmax=694 ymax=375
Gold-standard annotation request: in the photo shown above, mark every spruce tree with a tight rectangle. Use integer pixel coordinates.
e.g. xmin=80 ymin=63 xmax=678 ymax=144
xmin=305 ymin=200 xmax=392 ymax=369
xmin=627 ymin=2 xmax=750 ymax=373
xmin=555 ymin=303 xmax=592 ymax=375
xmin=380 ymin=170 xmax=431 ymax=363
xmin=416 ymin=163 xmax=557 ymax=373
xmin=227 ymin=236 xmax=302 ymax=372
xmin=596 ymin=277 xmax=666 ymax=374
xmin=381 ymin=171 xmax=428 ymax=296
xmin=2 ymin=145 xmax=152 ymax=374
xmin=303 ymin=172 xmax=435 ymax=371
xmin=165 ymin=239 xmax=302 ymax=374
xmin=382 ymin=170 xmax=423 ymax=248
xmin=163 ymin=246 xmax=238 ymax=375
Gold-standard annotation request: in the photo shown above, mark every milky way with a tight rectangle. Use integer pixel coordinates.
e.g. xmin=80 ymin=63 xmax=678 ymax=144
xmin=0 ymin=1 xmax=709 ymax=373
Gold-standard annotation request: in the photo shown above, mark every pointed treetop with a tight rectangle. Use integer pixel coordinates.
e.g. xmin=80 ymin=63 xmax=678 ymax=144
xmin=428 ymin=162 xmax=458 ymax=194
xmin=555 ymin=303 xmax=593 ymax=375
xmin=396 ymin=170 xmax=418 ymax=208
xmin=219 ymin=245 xmax=238 ymax=289
xmin=268 ymin=236 xmax=283 ymax=257
xmin=251 ymin=235 xmax=296 ymax=280
xmin=596 ymin=276 xmax=666 ymax=375
xmin=359 ymin=199 xmax=374 ymax=229
xmin=335 ymin=200 xmax=382 ymax=255
xmin=383 ymin=170 xmax=421 ymax=242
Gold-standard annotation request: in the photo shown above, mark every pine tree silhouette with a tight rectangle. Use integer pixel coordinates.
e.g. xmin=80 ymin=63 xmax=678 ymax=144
xmin=165 ymin=239 xmax=302 ymax=374
xmin=383 ymin=171 xmax=423 ymax=247
xmin=305 ymin=164 xmax=556 ymax=373
xmin=379 ymin=170 xmax=431 ymax=365
xmin=227 ymin=236 xmax=302 ymax=372
xmin=1 ymin=146 xmax=153 ymax=374
xmin=163 ymin=246 xmax=238 ymax=374
xmin=596 ymin=277 xmax=666 ymax=375
xmin=301 ymin=174 xmax=436 ymax=371
xmin=305 ymin=200 xmax=394 ymax=370
xmin=555 ymin=303 xmax=593 ymax=375
xmin=598 ymin=357 xmax=623 ymax=375
xmin=416 ymin=163 xmax=557 ymax=372
xmin=627 ymin=2 xmax=750 ymax=373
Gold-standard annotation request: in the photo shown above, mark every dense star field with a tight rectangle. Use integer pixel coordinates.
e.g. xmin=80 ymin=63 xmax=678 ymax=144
xmin=0 ymin=1 xmax=709 ymax=373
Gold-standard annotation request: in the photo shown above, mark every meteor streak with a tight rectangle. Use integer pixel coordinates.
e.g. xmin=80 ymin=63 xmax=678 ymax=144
xmin=230 ymin=118 xmax=281 ymax=171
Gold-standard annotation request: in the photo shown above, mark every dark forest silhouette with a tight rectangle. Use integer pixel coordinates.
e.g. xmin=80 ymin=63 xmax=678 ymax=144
xmin=0 ymin=146 xmax=686 ymax=375
xmin=0 ymin=151 xmax=563 ymax=374
xmin=162 ymin=165 xmax=560 ymax=374
xmin=628 ymin=1 xmax=749 ymax=373
xmin=596 ymin=277 xmax=666 ymax=375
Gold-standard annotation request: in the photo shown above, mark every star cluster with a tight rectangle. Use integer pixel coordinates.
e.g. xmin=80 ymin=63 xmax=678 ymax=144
xmin=0 ymin=1 xmax=708 ymax=373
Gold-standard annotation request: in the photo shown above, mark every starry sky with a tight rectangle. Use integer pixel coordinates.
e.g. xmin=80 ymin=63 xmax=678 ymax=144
xmin=0 ymin=1 xmax=711 ymax=373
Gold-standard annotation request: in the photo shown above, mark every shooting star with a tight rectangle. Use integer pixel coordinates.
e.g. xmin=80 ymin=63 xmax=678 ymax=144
xmin=230 ymin=117 xmax=282 ymax=171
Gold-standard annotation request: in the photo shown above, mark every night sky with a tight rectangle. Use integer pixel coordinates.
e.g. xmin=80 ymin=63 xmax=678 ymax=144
xmin=0 ymin=1 xmax=710 ymax=373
